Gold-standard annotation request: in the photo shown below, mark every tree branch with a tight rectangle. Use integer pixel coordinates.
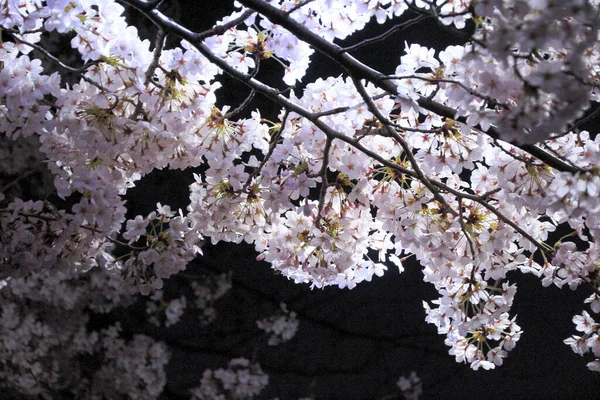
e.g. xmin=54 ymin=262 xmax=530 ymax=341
xmin=340 ymin=13 xmax=429 ymax=54
xmin=234 ymin=0 xmax=579 ymax=174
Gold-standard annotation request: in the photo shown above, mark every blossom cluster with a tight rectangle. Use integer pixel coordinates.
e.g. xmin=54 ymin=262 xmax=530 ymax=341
xmin=0 ymin=262 xmax=169 ymax=397
xmin=190 ymin=358 xmax=269 ymax=400
xmin=90 ymin=323 xmax=169 ymax=400
xmin=564 ymin=310 xmax=600 ymax=372
xmin=190 ymin=270 xmax=233 ymax=324
xmin=397 ymin=371 xmax=422 ymax=400
xmin=146 ymin=290 xmax=188 ymax=327
xmin=144 ymin=269 xmax=233 ymax=327
xmin=118 ymin=203 xmax=203 ymax=295
xmin=256 ymin=302 xmax=299 ymax=346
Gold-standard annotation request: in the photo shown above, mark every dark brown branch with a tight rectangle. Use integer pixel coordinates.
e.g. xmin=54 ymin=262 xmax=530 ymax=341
xmin=119 ymin=1 xmax=255 ymax=41
xmin=144 ymin=28 xmax=167 ymax=85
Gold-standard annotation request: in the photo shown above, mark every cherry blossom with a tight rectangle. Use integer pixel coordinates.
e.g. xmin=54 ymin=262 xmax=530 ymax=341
xmin=397 ymin=371 xmax=422 ymax=400
xmin=256 ymin=302 xmax=299 ymax=346
xmin=190 ymin=358 xmax=269 ymax=400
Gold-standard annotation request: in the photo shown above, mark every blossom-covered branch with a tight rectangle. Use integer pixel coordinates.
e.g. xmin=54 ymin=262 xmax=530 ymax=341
xmin=2 ymin=0 xmax=600 ymax=385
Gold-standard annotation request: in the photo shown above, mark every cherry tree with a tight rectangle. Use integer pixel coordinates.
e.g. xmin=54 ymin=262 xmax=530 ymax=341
xmin=2 ymin=0 xmax=600 ymax=397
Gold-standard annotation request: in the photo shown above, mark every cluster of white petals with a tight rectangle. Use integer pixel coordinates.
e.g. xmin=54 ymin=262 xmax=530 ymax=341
xmin=90 ymin=323 xmax=169 ymax=399
xmin=565 ymin=311 xmax=600 ymax=372
xmin=0 ymin=264 xmax=168 ymax=397
xmin=190 ymin=271 xmax=233 ymax=324
xmin=256 ymin=302 xmax=299 ymax=345
xmin=146 ymin=290 xmax=187 ymax=327
xmin=190 ymin=358 xmax=269 ymax=400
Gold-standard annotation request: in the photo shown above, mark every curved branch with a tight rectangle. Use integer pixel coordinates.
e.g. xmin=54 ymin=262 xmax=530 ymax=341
xmin=120 ymin=0 xmax=255 ymax=41
xmin=123 ymin=0 xmax=577 ymax=173
xmin=233 ymin=0 xmax=579 ymax=174
xmin=115 ymin=1 xmax=566 ymax=259
xmin=121 ymin=1 xmax=419 ymax=180
xmin=340 ymin=13 xmax=429 ymax=54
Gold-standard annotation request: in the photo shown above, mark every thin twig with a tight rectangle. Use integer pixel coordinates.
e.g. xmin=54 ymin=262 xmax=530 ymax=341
xmin=242 ymin=109 xmax=291 ymax=191
xmin=341 ymin=14 xmax=428 ymax=53
xmin=0 ymin=167 xmax=42 ymax=193
xmin=384 ymin=74 xmax=510 ymax=110
xmin=7 ymin=31 xmax=107 ymax=92
xmin=225 ymin=89 xmax=257 ymax=119
xmin=286 ymin=0 xmax=316 ymax=14
xmin=457 ymin=197 xmax=477 ymax=258
xmin=433 ymin=180 xmax=554 ymax=255
xmin=315 ymin=137 xmax=333 ymax=228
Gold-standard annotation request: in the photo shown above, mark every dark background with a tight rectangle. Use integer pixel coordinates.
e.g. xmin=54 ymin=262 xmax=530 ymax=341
xmin=121 ymin=1 xmax=600 ymax=399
